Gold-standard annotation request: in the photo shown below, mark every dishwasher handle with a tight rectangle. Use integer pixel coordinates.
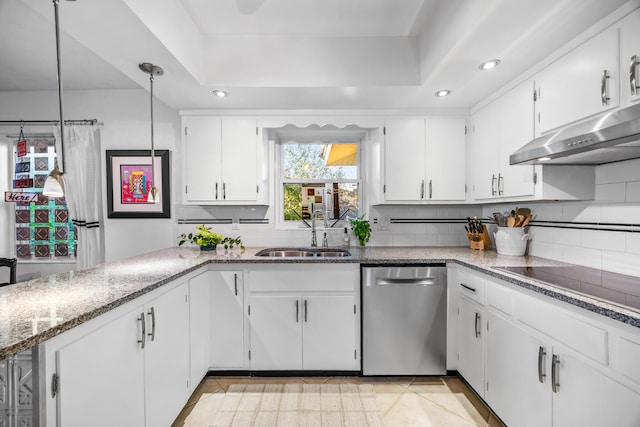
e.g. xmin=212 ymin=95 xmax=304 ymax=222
xmin=375 ymin=278 xmax=438 ymax=286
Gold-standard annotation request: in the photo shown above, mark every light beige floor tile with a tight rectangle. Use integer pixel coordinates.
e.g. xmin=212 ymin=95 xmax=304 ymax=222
xmin=371 ymin=383 xmax=407 ymax=414
xmin=344 ymin=411 xmax=370 ymax=427
xmin=230 ymin=411 xmax=255 ymax=426
xmin=301 ymin=383 xmax=321 ymax=410
xmin=321 ymin=411 xmax=343 ymax=427
xmin=253 ymin=411 xmax=278 ymax=426
xmin=384 ymin=391 xmax=481 ymax=427
xmin=174 ymin=392 xmax=226 ymax=427
xmin=299 ymin=411 xmax=323 ymax=427
xmin=410 ymin=381 xmax=487 ymax=425
xmin=210 ymin=410 xmax=234 ymax=427
xmin=365 ymin=410 xmax=386 ymax=427
xmin=259 ymin=384 xmax=283 ymax=410
xmin=279 ymin=383 xmax=302 ymax=410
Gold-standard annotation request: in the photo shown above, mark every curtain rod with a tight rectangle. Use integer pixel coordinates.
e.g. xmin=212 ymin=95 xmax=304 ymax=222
xmin=0 ymin=119 xmax=102 ymax=126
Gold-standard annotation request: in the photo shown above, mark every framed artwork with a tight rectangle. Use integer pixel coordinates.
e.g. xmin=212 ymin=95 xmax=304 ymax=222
xmin=106 ymin=149 xmax=170 ymax=218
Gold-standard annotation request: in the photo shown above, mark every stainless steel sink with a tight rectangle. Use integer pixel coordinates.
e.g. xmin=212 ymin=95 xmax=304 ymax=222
xmin=255 ymin=248 xmax=351 ymax=258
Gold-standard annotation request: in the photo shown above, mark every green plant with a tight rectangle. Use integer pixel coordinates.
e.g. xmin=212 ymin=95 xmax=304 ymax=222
xmin=221 ymin=236 xmax=245 ymax=251
xmin=349 ymin=217 xmax=371 ymax=246
xmin=177 ymin=224 xmax=223 ymax=248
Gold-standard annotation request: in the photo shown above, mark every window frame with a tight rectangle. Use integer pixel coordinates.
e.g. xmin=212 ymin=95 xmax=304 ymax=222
xmin=276 ymin=140 xmax=362 ymax=230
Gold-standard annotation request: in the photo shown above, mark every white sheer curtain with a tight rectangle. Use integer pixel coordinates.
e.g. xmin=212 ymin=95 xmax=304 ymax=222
xmin=54 ymin=125 xmax=105 ymax=269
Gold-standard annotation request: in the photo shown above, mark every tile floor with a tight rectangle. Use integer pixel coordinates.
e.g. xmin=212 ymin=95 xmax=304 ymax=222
xmin=172 ymin=376 xmax=506 ymax=427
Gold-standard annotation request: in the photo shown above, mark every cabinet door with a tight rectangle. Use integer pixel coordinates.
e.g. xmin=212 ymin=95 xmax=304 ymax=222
xmin=485 ymin=311 xmax=551 ymax=427
xmin=249 ymin=295 xmax=302 ymax=370
xmin=144 ymin=283 xmax=190 ymax=427
xmin=425 ymin=117 xmax=466 ymax=201
xmin=184 ymin=116 xmax=222 ymax=202
xmin=536 ymin=25 xmax=619 ymax=134
xmin=470 ymin=105 xmax=501 ymax=201
xmin=210 ymin=271 xmax=245 ymax=368
xmin=457 ymin=297 xmax=484 ymax=395
xmin=220 ymin=119 xmax=258 ymax=202
xmin=302 ymin=295 xmax=356 ymax=370
xmin=384 ymin=118 xmax=427 ymax=201
xmin=56 ymin=308 xmax=145 ymax=427
xmin=619 ymin=9 xmax=640 ymax=107
xmin=189 ymin=272 xmax=211 ymax=389
xmin=552 ymin=349 xmax=640 ymax=427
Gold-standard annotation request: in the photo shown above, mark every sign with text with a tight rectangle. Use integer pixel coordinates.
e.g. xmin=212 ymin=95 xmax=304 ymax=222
xmin=15 ymin=161 xmax=30 ymax=173
xmin=13 ymin=178 xmax=33 ymax=188
xmin=17 ymin=140 xmax=27 ymax=157
xmin=5 ymin=192 xmax=38 ymax=203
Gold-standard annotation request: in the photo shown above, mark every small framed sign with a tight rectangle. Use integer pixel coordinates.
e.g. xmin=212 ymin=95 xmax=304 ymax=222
xmin=5 ymin=192 xmax=38 ymax=203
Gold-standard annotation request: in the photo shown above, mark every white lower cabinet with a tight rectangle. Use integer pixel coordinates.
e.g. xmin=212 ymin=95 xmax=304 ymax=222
xmin=247 ymin=265 xmax=360 ymax=371
xmin=457 ymin=296 xmax=485 ymax=395
xmin=209 ymin=271 xmax=245 ymax=369
xmin=47 ymin=281 xmax=190 ymax=427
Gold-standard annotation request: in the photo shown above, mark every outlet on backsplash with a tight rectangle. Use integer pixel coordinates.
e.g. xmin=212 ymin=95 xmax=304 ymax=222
xmin=378 ymin=217 xmax=391 ymax=231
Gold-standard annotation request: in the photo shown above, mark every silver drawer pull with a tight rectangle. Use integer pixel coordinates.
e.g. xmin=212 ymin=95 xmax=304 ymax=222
xmin=538 ymin=346 xmax=547 ymax=383
xmin=474 ymin=312 xmax=481 ymax=338
xmin=551 ymin=354 xmax=560 ymax=393
xmin=460 ymin=283 xmax=476 ymax=293
xmin=376 ymin=278 xmax=436 ymax=286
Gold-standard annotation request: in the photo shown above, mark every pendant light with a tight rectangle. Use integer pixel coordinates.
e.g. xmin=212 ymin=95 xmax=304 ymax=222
xmin=139 ymin=62 xmax=164 ymax=204
xmin=43 ymin=0 xmax=74 ymax=198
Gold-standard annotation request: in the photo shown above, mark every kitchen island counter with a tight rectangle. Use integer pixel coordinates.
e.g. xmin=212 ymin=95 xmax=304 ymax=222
xmin=1 ymin=246 xmax=638 ymax=359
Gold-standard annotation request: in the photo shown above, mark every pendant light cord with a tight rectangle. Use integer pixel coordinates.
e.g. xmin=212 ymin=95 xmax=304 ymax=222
xmin=149 ymin=73 xmax=155 ymax=185
xmin=53 ymin=0 xmax=66 ymax=174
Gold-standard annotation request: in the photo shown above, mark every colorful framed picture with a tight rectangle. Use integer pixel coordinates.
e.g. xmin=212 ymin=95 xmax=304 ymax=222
xmin=106 ymin=149 xmax=170 ymax=218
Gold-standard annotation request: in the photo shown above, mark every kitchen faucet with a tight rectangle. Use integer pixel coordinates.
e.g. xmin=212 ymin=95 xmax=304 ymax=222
xmin=310 ymin=208 xmax=324 ymax=247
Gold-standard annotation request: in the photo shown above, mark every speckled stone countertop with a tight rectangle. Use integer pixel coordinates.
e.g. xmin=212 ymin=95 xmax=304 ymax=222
xmin=1 ymin=246 xmax=638 ymax=359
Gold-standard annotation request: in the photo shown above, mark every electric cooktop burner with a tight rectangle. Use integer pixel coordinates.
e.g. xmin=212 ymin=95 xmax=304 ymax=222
xmin=494 ymin=265 xmax=640 ymax=312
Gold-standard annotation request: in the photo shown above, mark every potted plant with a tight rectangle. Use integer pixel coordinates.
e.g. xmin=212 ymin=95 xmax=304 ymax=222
xmin=349 ymin=217 xmax=371 ymax=247
xmin=177 ymin=225 xmax=245 ymax=251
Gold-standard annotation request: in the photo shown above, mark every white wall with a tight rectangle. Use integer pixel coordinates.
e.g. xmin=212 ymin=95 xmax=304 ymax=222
xmin=0 ymin=89 xmax=181 ymax=275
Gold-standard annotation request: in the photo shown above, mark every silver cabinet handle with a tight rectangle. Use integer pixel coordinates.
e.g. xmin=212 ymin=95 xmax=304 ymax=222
xmin=147 ymin=307 xmax=156 ymax=341
xmin=420 ymin=180 xmax=425 ymax=199
xmin=498 ymin=173 xmax=504 ymax=196
xmin=223 ymin=182 xmax=226 ymax=200
xmin=631 ymin=55 xmax=639 ymax=96
xmin=215 ymin=182 xmax=219 ymax=200
xmin=234 ymin=273 xmax=238 ymax=296
xmin=138 ymin=312 xmax=146 ymax=349
xmin=474 ymin=312 xmax=481 ymax=338
xmin=601 ymin=69 xmax=610 ymax=106
xmin=538 ymin=346 xmax=547 ymax=383
xmin=295 ymin=299 xmax=299 ymax=323
xmin=491 ymin=174 xmax=497 ymax=196
xmin=428 ymin=179 xmax=433 ymax=199
xmin=551 ymin=354 xmax=560 ymax=393
xmin=304 ymin=299 xmax=308 ymax=322
xmin=460 ymin=283 xmax=476 ymax=293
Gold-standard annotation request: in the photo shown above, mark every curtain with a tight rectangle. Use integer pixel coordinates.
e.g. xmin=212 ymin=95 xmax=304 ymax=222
xmin=54 ymin=125 xmax=105 ymax=269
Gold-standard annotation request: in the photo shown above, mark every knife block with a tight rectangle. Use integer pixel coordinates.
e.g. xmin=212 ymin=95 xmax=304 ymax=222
xmin=467 ymin=224 xmax=492 ymax=250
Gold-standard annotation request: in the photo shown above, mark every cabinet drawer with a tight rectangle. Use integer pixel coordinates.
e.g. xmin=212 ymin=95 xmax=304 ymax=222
xmin=486 ymin=281 xmax=513 ymax=316
xmin=516 ymin=295 xmax=608 ymax=364
xmin=248 ymin=266 xmax=358 ymax=293
xmin=457 ymin=269 xmax=485 ymax=305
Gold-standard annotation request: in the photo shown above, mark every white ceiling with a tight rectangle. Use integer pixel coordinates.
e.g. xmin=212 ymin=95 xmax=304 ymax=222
xmin=0 ymin=0 xmax=636 ymax=111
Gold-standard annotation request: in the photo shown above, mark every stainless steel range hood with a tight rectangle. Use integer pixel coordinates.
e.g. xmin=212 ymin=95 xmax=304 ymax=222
xmin=510 ymin=103 xmax=640 ymax=165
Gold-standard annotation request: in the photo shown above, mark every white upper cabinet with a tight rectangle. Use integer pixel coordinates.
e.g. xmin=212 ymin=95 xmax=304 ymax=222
xmin=182 ymin=116 xmax=260 ymax=204
xmin=619 ymin=8 xmax=640 ymax=107
xmin=535 ymin=25 xmax=619 ymax=135
xmin=384 ymin=117 xmax=465 ymax=203
xmin=470 ymin=81 xmax=536 ymax=201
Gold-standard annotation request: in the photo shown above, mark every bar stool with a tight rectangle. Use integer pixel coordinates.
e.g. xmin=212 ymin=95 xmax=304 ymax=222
xmin=0 ymin=258 xmax=17 ymax=287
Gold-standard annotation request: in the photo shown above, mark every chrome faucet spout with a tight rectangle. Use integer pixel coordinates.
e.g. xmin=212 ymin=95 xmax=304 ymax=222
xmin=311 ymin=208 xmax=324 ymax=247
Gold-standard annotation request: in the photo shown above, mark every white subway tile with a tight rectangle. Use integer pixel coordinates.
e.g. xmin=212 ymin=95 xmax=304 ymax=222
xmin=597 ymin=158 xmax=640 ymax=184
xmin=528 ymin=241 xmax=563 ymax=261
xmin=626 ymin=233 xmax=640 ymax=255
xmin=563 ymin=246 xmax=602 ymax=269
xmin=562 ymin=204 xmax=601 ymax=222
xmin=601 ymin=205 xmax=640 ymax=223
xmin=602 ymin=251 xmax=640 ymax=277
xmin=580 ymin=229 xmax=625 ymax=251
xmin=547 ymin=228 xmax=581 ymax=246
xmin=369 ymin=234 xmax=392 ymax=246
xmin=437 ymin=207 xmax=460 ymax=218
xmin=595 ymin=183 xmax=626 ymax=203
xmin=392 ymin=234 xmax=416 ymax=247
xmin=437 ymin=234 xmax=461 ymax=246
xmin=415 ymin=235 xmax=438 ymax=246
xmin=427 ymin=223 xmax=452 ymax=234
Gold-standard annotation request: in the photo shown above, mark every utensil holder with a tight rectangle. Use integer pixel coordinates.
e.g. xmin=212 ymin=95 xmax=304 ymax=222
xmin=467 ymin=225 xmax=492 ymax=250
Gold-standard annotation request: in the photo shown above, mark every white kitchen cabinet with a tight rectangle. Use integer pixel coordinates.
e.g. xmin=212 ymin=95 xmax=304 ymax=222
xmin=535 ymin=25 xmax=619 ymax=135
xmin=457 ymin=296 xmax=485 ymax=395
xmin=247 ymin=265 xmax=360 ymax=371
xmin=384 ymin=117 xmax=465 ymax=202
xmin=619 ymin=8 xmax=640 ymax=107
xmin=470 ymin=80 xmax=595 ymax=202
xmin=182 ymin=116 xmax=260 ymax=203
xmin=485 ymin=311 xmax=551 ymax=427
xmin=188 ymin=271 xmax=210 ymax=390
xmin=209 ymin=270 xmax=245 ymax=369
xmin=49 ymin=281 xmax=190 ymax=427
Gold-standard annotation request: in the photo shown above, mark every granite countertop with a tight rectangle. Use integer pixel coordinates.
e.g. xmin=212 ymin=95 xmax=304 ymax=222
xmin=1 ymin=245 xmax=638 ymax=359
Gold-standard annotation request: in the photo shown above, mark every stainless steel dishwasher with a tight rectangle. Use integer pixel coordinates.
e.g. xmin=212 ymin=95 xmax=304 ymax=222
xmin=362 ymin=265 xmax=447 ymax=375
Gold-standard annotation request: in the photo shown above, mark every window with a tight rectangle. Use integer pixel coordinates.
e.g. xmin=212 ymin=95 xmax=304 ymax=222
xmin=13 ymin=135 xmax=76 ymax=258
xmin=280 ymin=141 xmax=360 ymax=226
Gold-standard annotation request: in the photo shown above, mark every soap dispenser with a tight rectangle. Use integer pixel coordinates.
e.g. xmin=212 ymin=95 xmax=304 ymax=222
xmin=342 ymin=227 xmax=350 ymax=248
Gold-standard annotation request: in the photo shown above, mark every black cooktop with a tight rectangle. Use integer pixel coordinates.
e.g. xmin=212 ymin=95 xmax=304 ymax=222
xmin=495 ymin=265 xmax=640 ymax=312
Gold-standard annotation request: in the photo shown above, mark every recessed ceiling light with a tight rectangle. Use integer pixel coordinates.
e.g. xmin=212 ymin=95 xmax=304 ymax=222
xmin=538 ymin=157 xmax=552 ymax=161
xmin=479 ymin=59 xmax=501 ymax=70
xmin=435 ymin=89 xmax=451 ymax=97
xmin=212 ymin=90 xmax=228 ymax=97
